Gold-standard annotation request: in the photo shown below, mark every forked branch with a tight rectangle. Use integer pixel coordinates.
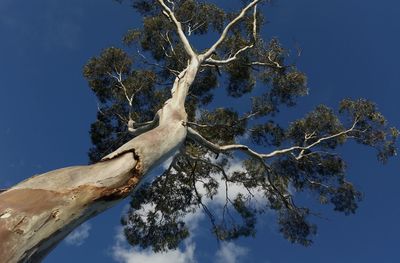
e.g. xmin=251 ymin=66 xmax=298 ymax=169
xmin=187 ymin=119 xmax=358 ymax=160
xmin=127 ymin=111 xmax=160 ymax=136
xmin=201 ymin=0 xmax=262 ymax=61
xmin=186 ymin=129 xmax=302 ymax=223
xmin=205 ymin=4 xmax=259 ymax=65
xmin=157 ymin=0 xmax=197 ymax=58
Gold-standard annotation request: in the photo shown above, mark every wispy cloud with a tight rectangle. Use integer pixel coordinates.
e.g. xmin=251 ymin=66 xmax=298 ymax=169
xmin=112 ymin=227 xmax=249 ymax=263
xmin=215 ymin=242 xmax=248 ymax=263
xmin=112 ymin=227 xmax=197 ymax=263
xmin=199 ymin=158 xmax=267 ymax=208
xmin=65 ymin=222 xmax=91 ymax=246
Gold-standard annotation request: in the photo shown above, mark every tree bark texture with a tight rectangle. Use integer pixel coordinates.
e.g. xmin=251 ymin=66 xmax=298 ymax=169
xmin=0 ymin=0 xmax=260 ymax=257
xmin=0 ymin=59 xmax=200 ymax=263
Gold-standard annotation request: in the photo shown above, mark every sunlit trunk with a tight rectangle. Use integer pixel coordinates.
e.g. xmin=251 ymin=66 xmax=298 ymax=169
xmin=0 ymin=59 xmax=200 ymax=263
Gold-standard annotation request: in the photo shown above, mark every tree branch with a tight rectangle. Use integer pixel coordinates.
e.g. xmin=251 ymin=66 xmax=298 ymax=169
xmin=201 ymin=0 xmax=261 ymax=61
xmin=186 ymin=127 xmax=265 ymax=160
xmin=137 ymin=50 xmax=181 ymax=76
xmin=204 ymin=4 xmax=259 ymax=65
xmin=187 ymin=119 xmax=358 ymax=160
xmin=186 ymin=111 xmax=259 ymax=129
xmin=127 ymin=111 xmax=160 ymax=136
xmin=157 ymin=0 xmax=197 ymax=58
xmin=187 ymin=160 xmax=222 ymax=240
xmin=186 ymin=128 xmax=300 ymax=216
xmin=250 ymin=59 xmax=284 ymax=69
xmin=107 ymin=71 xmax=134 ymax=108
xmin=205 ymin=45 xmax=253 ymax=65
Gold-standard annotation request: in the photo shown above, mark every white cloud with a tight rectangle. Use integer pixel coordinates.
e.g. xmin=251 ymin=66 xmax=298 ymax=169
xmin=65 ymin=222 xmax=91 ymax=246
xmin=161 ymin=149 xmax=180 ymax=170
xmin=215 ymin=242 xmax=248 ymax=263
xmin=183 ymin=208 xmax=206 ymax=233
xmin=198 ymin=159 xmax=267 ymax=208
xmin=111 ymin=157 xmax=269 ymax=263
xmin=194 ymin=109 xmax=202 ymax=121
xmin=236 ymin=131 xmax=250 ymax=144
xmin=112 ymin=227 xmax=197 ymax=263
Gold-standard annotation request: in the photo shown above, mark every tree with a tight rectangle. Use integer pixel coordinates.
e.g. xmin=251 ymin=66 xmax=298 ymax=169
xmin=0 ymin=0 xmax=398 ymax=262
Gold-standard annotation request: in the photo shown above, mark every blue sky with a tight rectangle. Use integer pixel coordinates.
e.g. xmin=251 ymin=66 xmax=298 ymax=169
xmin=0 ymin=0 xmax=399 ymax=262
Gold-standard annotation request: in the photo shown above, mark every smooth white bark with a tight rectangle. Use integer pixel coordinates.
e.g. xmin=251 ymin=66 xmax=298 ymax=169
xmin=0 ymin=0 xmax=258 ymax=259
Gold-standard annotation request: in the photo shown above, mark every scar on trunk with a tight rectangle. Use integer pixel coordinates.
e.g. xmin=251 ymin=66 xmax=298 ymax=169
xmin=97 ymin=153 xmax=143 ymax=202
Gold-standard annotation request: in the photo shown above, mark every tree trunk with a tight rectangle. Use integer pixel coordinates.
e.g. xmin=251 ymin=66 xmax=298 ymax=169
xmin=0 ymin=0 xmax=268 ymax=259
xmin=0 ymin=120 xmax=184 ymax=262
xmin=0 ymin=57 xmax=200 ymax=262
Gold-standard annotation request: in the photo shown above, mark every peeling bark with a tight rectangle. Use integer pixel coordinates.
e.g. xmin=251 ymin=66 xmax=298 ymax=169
xmin=0 ymin=122 xmax=184 ymax=262
xmin=0 ymin=120 xmax=185 ymax=262
xmin=0 ymin=152 xmax=141 ymax=262
xmin=0 ymin=57 xmax=201 ymax=262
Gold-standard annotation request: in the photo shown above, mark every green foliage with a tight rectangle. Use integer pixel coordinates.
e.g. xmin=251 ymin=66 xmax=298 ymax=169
xmin=250 ymin=121 xmax=285 ymax=147
xmin=86 ymin=0 xmax=398 ymax=252
xmin=196 ymin=108 xmax=247 ymax=144
xmin=278 ymin=208 xmax=316 ymax=246
xmin=84 ymin=47 xmax=160 ymax=162
xmin=287 ymin=105 xmax=345 ymax=148
xmin=123 ymin=169 xmax=194 ymax=251
xmin=339 ymin=99 xmax=398 ymax=162
xmin=175 ymin=1 xmax=225 ymax=34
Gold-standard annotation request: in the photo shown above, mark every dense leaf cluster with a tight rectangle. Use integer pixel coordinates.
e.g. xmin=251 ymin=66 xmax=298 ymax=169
xmin=85 ymin=0 xmax=398 ymax=252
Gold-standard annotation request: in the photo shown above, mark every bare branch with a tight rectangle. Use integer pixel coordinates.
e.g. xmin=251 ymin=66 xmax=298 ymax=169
xmin=107 ymin=71 xmax=133 ymax=107
xmin=166 ymin=0 xmax=175 ymax=10
xmin=137 ymin=50 xmax=181 ymax=76
xmin=187 ymin=119 xmax=358 ymax=160
xmin=305 ymin=178 xmax=332 ymax=191
xmin=186 ymin=128 xmax=304 ymax=224
xmin=204 ymin=3 xmax=259 ymax=65
xmin=187 ymin=127 xmax=265 ymax=160
xmin=186 ymin=130 xmax=297 ymax=212
xmin=267 ymin=50 xmax=284 ymax=68
xmin=294 ymin=120 xmax=358 ymax=160
xmin=157 ymin=0 xmax=197 ymax=58
xmin=250 ymin=60 xmax=284 ymax=69
xmin=201 ymin=0 xmax=261 ymax=61
xmin=107 ymin=69 xmax=148 ymax=127
xmin=205 ymin=45 xmax=253 ymax=65
xmin=187 ymin=21 xmax=206 ymax=36
xmin=247 ymin=50 xmax=287 ymax=69
xmin=160 ymin=31 xmax=176 ymax=56
xmin=128 ymin=111 xmax=160 ymax=136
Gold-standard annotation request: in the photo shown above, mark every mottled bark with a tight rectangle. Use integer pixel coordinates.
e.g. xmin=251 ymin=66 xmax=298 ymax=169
xmin=0 ymin=154 xmax=140 ymax=262
xmin=0 ymin=58 xmax=200 ymax=263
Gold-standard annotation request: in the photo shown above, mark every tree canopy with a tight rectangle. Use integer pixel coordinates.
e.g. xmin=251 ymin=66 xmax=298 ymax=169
xmin=83 ymin=0 xmax=398 ymax=252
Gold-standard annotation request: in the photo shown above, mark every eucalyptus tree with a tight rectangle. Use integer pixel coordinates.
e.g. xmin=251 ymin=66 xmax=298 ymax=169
xmin=0 ymin=0 xmax=397 ymax=262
